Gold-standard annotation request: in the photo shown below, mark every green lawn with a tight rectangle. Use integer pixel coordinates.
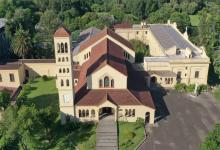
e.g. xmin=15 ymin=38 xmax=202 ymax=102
xmin=18 ymin=77 xmax=96 ymax=150
xmin=118 ymin=122 xmax=145 ymax=150
xmin=190 ymin=15 xmax=200 ymax=26
xmin=19 ymin=77 xmax=59 ymax=111
xmin=213 ymin=87 xmax=220 ymax=102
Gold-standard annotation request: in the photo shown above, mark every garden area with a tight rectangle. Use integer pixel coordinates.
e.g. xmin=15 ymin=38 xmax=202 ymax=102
xmin=118 ymin=119 xmax=145 ymax=150
xmin=0 ymin=77 xmax=96 ymax=150
xmin=213 ymin=87 xmax=220 ymax=102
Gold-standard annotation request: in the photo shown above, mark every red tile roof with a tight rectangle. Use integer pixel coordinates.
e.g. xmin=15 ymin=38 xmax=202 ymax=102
xmin=78 ymin=27 xmax=133 ymax=52
xmin=54 ymin=26 xmax=71 ymax=37
xmin=75 ymin=89 xmax=154 ymax=109
xmin=114 ymin=23 xmax=132 ymax=29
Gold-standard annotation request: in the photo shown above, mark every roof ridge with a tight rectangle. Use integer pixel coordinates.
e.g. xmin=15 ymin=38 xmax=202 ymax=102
xmin=127 ymin=89 xmax=143 ymax=105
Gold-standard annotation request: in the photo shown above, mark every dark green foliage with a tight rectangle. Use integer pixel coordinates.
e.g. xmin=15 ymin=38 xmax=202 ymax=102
xmin=175 ymin=83 xmax=187 ymax=92
xmin=42 ymin=75 xmax=48 ymax=81
xmin=0 ymin=91 xmax=10 ymax=110
xmin=130 ymin=39 xmax=149 ymax=63
xmin=135 ymin=117 xmax=145 ymax=128
xmin=186 ymin=84 xmax=196 ymax=93
xmin=200 ymin=124 xmax=220 ymax=150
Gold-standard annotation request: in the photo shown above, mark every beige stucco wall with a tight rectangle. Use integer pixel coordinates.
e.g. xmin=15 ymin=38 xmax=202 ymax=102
xmin=115 ymin=28 xmax=149 ymax=45
xmin=144 ymin=60 xmax=209 ymax=86
xmin=24 ymin=63 xmax=56 ymax=79
xmin=0 ymin=65 xmax=25 ymax=88
xmin=76 ymin=100 xmax=155 ymax=124
xmin=87 ymin=65 xmax=127 ymax=89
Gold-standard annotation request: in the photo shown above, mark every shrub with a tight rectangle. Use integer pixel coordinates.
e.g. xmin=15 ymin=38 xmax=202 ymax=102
xmin=198 ymin=84 xmax=208 ymax=94
xmin=135 ymin=117 xmax=145 ymax=128
xmin=42 ymin=75 xmax=48 ymax=81
xmin=125 ymin=131 xmax=136 ymax=140
xmin=186 ymin=84 xmax=196 ymax=93
xmin=175 ymin=83 xmax=187 ymax=92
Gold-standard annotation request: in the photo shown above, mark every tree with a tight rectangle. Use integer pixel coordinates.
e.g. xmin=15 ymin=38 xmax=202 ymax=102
xmin=130 ymin=39 xmax=149 ymax=63
xmin=0 ymin=91 xmax=10 ymax=111
xmin=170 ymin=12 xmax=191 ymax=33
xmin=12 ymin=27 xmax=32 ymax=59
xmin=200 ymin=124 xmax=220 ymax=150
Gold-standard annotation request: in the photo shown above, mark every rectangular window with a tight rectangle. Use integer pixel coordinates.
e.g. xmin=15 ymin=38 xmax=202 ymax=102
xmin=177 ymin=71 xmax=181 ymax=79
xmin=195 ymin=71 xmax=199 ymax=78
xmin=0 ymin=74 xmax=2 ymax=82
xmin=136 ymin=31 xmax=139 ymax=34
xmin=9 ymin=74 xmax=15 ymax=82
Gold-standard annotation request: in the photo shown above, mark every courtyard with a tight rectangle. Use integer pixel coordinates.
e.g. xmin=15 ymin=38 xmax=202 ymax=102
xmin=139 ymin=90 xmax=220 ymax=150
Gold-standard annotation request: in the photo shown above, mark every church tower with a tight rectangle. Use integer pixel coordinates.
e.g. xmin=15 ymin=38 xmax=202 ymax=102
xmin=54 ymin=27 xmax=75 ymax=124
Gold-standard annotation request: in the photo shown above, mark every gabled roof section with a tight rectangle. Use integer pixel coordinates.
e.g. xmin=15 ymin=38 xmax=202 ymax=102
xmin=86 ymin=38 xmax=127 ymax=76
xmin=75 ymin=38 xmax=127 ymax=92
xmin=78 ymin=27 xmax=133 ymax=52
xmin=54 ymin=26 xmax=71 ymax=37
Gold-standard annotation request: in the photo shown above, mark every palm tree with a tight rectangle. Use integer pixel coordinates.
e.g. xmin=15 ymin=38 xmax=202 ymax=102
xmin=12 ymin=26 xmax=32 ymax=59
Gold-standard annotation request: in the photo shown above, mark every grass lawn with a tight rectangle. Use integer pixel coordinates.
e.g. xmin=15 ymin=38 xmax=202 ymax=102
xmin=118 ymin=122 xmax=145 ymax=150
xmin=190 ymin=15 xmax=200 ymax=26
xmin=213 ymin=87 xmax=220 ymax=102
xmin=19 ymin=77 xmax=59 ymax=111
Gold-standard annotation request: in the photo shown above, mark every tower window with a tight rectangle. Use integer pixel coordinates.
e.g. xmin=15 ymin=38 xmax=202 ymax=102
xmin=66 ymin=57 xmax=68 ymax=62
xmin=59 ymin=68 xmax=62 ymax=73
xmin=65 ymin=43 xmax=68 ymax=53
xmin=58 ymin=58 xmax=61 ymax=62
xmin=104 ymin=76 xmax=109 ymax=87
xmin=63 ymin=68 xmax=66 ymax=73
xmin=61 ymin=79 xmax=64 ymax=86
xmin=67 ymin=68 xmax=69 ymax=73
xmin=66 ymin=79 xmax=70 ymax=86
xmin=61 ymin=43 xmax=64 ymax=53
xmin=62 ymin=57 xmax=65 ymax=62
xmin=57 ymin=43 xmax=60 ymax=53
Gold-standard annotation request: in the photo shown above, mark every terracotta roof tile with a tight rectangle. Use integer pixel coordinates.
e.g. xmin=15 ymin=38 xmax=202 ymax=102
xmin=54 ymin=26 xmax=71 ymax=37
xmin=114 ymin=23 xmax=132 ymax=29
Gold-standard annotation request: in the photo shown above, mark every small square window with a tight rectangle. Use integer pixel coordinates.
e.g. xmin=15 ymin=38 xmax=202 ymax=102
xmin=9 ymin=74 xmax=15 ymax=82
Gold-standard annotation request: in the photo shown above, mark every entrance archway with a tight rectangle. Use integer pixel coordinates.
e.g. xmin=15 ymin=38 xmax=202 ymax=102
xmin=99 ymin=107 xmax=114 ymax=120
xmin=151 ymin=76 xmax=157 ymax=83
xmin=145 ymin=112 xmax=150 ymax=124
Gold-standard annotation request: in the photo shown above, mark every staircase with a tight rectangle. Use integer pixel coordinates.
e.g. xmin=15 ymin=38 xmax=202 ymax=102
xmin=96 ymin=115 xmax=118 ymax=150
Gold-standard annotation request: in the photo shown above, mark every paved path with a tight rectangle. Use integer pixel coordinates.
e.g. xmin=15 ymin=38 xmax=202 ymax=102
xmin=139 ymin=90 xmax=220 ymax=150
xmin=96 ymin=115 xmax=118 ymax=150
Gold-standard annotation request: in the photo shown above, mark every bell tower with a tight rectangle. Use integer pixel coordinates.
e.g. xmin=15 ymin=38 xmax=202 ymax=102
xmin=54 ymin=26 xmax=75 ymax=124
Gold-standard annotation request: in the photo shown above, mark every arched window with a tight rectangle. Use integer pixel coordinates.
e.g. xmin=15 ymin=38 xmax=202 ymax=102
xmin=79 ymin=110 xmax=82 ymax=117
xmin=86 ymin=110 xmax=89 ymax=117
xmin=57 ymin=43 xmax=60 ymax=53
xmin=125 ymin=109 xmax=128 ymax=117
xmin=62 ymin=57 xmax=65 ymax=62
xmin=91 ymin=109 xmax=95 ymax=117
xmin=132 ymin=109 xmax=135 ymax=117
xmin=67 ymin=68 xmax=69 ymax=73
xmin=82 ymin=110 xmax=85 ymax=117
xmin=99 ymin=79 xmax=103 ymax=88
xmin=59 ymin=68 xmax=62 ymax=73
xmin=65 ymin=43 xmax=68 ymax=53
xmin=104 ymin=76 xmax=109 ymax=87
xmin=61 ymin=79 xmax=64 ymax=86
xmin=61 ymin=43 xmax=64 ymax=53
xmin=58 ymin=58 xmax=61 ymax=62
xmin=63 ymin=68 xmax=66 ymax=73
xmin=66 ymin=79 xmax=69 ymax=86
xmin=66 ymin=57 xmax=68 ymax=62
xmin=129 ymin=109 xmax=132 ymax=117
xmin=111 ymin=79 xmax=114 ymax=88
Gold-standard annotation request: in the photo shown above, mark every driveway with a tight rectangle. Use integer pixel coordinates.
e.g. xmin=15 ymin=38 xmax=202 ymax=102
xmin=139 ymin=90 xmax=220 ymax=150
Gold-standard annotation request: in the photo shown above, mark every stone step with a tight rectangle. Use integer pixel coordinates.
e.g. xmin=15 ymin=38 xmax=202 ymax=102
xmin=96 ymin=142 xmax=118 ymax=147
xmin=96 ymin=146 xmax=118 ymax=150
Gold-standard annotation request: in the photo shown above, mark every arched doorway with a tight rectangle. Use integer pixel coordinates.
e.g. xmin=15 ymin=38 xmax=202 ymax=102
xmin=99 ymin=107 xmax=114 ymax=120
xmin=151 ymin=76 xmax=157 ymax=83
xmin=145 ymin=112 xmax=150 ymax=124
